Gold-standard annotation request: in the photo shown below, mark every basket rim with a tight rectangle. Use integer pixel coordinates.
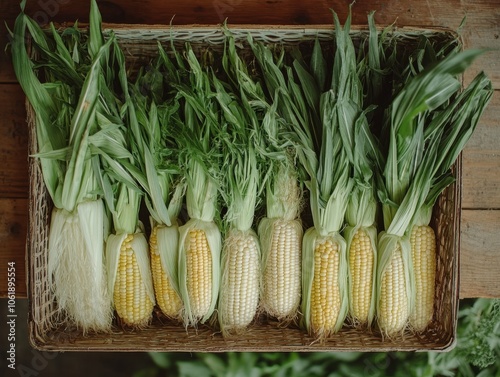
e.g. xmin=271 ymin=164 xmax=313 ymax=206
xmin=45 ymin=22 xmax=463 ymax=45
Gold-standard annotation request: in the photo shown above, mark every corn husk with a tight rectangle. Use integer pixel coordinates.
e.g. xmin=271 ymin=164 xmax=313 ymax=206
xmin=48 ymin=199 xmax=112 ymax=333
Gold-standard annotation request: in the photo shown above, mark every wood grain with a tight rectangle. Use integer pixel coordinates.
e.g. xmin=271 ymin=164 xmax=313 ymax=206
xmin=460 ymin=209 xmax=500 ymax=298
xmin=457 ymin=0 xmax=500 ymax=89
xmin=0 ymin=84 xmax=29 ymax=198
xmin=1 ymin=0 xmax=499 ymax=87
xmin=462 ymin=91 xmax=500 ymax=210
xmin=0 ymin=33 xmax=15 ymax=83
xmin=0 ymin=198 xmax=27 ymax=297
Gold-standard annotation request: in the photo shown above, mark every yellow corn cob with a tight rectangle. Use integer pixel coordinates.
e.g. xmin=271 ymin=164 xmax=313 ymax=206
xmin=348 ymin=228 xmax=374 ymax=325
xmin=219 ymin=230 xmax=260 ymax=336
xmin=409 ymin=225 xmax=436 ymax=331
xmin=310 ymin=238 xmax=341 ymax=337
xmin=378 ymin=243 xmax=408 ymax=336
xmin=261 ymin=218 xmax=302 ymax=321
xmin=186 ymin=228 xmax=212 ymax=319
xmin=114 ymin=234 xmax=155 ymax=327
xmin=150 ymin=225 xmax=182 ymax=319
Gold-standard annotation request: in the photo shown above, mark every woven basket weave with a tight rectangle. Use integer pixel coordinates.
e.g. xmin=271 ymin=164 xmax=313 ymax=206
xmin=26 ymin=24 xmax=461 ymax=352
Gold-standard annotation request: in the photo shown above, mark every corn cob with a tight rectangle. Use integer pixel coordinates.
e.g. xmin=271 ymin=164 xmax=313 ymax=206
xmin=178 ymin=217 xmax=221 ymax=327
xmin=150 ymin=223 xmax=183 ymax=319
xmin=376 ymin=235 xmax=412 ymax=337
xmin=409 ymin=224 xmax=436 ymax=331
xmin=108 ymin=231 xmax=155 ymax=327
xmin=186 ymin=227 xmax=213 ymax=318
xmin=214 ymin=145 xmax=262 ymax=337
xmin=260 ymin=218 xmax=302 ymax=321
xmin=219 ymin=229 xmax=261 ymax=336
xmin=310 ymin=237 xmax=341 ymax=335
xmin=379 ymin=246 xmax=407 ymax=334
xmin=302 ymin=229 xmax=349 ymax=339
xmin=258 ymin=163 xmax=303 ymax=322
xmin=347 ymin=226 xmax=377 ymax=326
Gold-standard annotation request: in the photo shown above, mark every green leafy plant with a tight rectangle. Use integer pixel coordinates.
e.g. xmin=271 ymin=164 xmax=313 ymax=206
xmin=134 ymin=299 xmax=500 ymax=377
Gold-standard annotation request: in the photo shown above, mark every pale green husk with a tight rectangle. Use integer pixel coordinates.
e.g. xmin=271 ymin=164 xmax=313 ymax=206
xmin=149 ymin=182 xmax=186 ymax=304
xmin=47 ymin=199 xmax=112 ymax=333
xmin=376 ymin=43 xmax=492 ymax=336
xmin=291 ymin=9 xmax=358 ymax=336
xmin=12 ymin=0 xmax=119 ymax=332
xmin=185 ymin=160 xmax=219 ymax=223
xmin=153 ymin=219 xmax=182 ymax=301
xmin=342 ymin=12 xmax=381 ymax=328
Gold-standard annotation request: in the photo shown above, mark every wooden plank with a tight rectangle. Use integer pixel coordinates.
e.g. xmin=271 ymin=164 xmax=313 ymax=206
xmin=0 ymin=33 xmax=15 ymax=83
xmin=1 ymin=0 xmax=499 ymax=87
xmin=460 ymin=209 xmax=500 ymax=298
xmin=0 ymin=198 xmax=27 ymax=298
xmin=462 ymin=91 xmax=500 ymax=209
xmin=458 ymin=0 xmax=500 ymax=89
xmin=0 ymin=84 xmax=29 ymax=198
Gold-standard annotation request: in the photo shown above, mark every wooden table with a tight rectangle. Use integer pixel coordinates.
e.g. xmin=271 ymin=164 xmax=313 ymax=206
xmin=1 ymin=0 xmax=499 ymax=299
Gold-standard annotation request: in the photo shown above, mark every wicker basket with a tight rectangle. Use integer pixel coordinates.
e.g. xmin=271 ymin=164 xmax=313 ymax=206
xmin=26 ymin=24 xmax=461 ymax=352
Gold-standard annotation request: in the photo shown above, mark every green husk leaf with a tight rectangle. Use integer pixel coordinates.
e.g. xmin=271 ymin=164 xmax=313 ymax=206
xmin=12 ymin=12 xmax=63 ymax=202
xmin=310 ymin=38 xmax=327 ymax=92
xmin=88 ymin=0 xmax=104 ymax=59
xmin=155 ymin=221 xmax=182 ymax=300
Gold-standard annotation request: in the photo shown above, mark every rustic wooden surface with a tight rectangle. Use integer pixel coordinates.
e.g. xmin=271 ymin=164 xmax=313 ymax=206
xmin=0 ymin=0 xmax=499 ymax=298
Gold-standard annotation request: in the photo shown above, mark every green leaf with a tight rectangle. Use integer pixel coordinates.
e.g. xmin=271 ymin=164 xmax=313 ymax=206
xmin=144 ymin=148 xmax=171 ymax=226
xmin=177 ymin=361 xmax=213 ymax=377
xmin=148 ymin=352 xmax=171 ymax=369
xmin=197 ymin=354 xmax=227 ymax=375
xmin=88 ymin=0 xmax=104 ymax=59
xmin=293 ymin=60 xmax=320 ymax=118
xmin=310 ymin=38 xmax=327 ymax=91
